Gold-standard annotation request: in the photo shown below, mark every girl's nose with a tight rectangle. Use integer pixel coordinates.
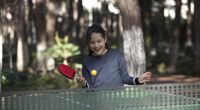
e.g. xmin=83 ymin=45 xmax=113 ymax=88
xmin=94 ymin=43 xmax=99 ymax=48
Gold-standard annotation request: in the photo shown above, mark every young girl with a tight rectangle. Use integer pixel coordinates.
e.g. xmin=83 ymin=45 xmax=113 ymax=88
xmin=77 ymin=24 xmax=152 ymax=88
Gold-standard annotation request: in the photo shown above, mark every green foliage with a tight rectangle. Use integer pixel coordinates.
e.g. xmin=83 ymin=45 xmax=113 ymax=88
xmin=147 ymin=48 xmax=170 ymax=75
xmin=176 ymin=55 xmax=195 ymax=75
xmin=157 ymin=62 xmax=167 ymax=74
xmin=43 ymin=32 xmax=80 ymax=63
xmin=1 ymin=70 xmax=28 ymax=89
xmin=1 ymin=33 xmax=83 ymax=91
xmin=1 ymin=70 xmax=78 ymax=91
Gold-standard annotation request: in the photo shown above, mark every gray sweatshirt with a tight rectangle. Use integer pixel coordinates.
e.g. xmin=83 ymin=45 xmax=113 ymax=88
xmin=82 ymin=49 xmax=140 ymax=88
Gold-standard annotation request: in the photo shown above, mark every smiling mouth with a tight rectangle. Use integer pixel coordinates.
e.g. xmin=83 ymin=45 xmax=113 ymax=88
xmin=94 ymin=48 xmax=101 ymax=51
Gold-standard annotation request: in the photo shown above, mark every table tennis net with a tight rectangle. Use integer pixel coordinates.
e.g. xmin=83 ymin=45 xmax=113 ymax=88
xmin=1 ymin=83 xmax=200 ymax=110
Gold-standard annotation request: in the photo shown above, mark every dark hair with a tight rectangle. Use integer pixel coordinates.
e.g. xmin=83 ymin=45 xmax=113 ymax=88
xmin=86 ymin=24 xmax=106 ymax=43
xmin=85 ymin=24 xmax=109 ymax=55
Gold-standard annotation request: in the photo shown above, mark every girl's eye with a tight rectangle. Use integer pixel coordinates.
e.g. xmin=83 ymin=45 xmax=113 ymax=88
xmin=97 ymin=40 xmax=102 ymax=43
xmin=89 ymin=41 xmax=95 ymax=44
xmin=89 ymin=40 xmax=102 ymax=44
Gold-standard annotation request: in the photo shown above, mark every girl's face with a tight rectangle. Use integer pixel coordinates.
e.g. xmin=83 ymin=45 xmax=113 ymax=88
xmin=88 ymin=33 xmax=107 ymax=56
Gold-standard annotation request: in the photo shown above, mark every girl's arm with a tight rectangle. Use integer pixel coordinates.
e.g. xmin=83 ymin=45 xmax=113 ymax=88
xmin=118 ymin=53 xmax=143 ymax=85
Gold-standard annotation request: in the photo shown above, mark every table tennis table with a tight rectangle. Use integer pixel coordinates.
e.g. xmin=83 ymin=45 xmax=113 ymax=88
xmin=1 ymin=83 xmax=200 ymax=110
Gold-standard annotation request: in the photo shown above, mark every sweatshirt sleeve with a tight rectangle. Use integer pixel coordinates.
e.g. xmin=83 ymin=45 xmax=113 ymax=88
xmin=82 ymin=64 xmax=91 ymax=88
xmin=118 ymin=53 xmax=140 ymax=85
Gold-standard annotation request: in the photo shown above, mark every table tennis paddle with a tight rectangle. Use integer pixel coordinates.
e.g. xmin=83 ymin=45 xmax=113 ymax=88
xmin=57 ymin=64 xmax=76 ymax=79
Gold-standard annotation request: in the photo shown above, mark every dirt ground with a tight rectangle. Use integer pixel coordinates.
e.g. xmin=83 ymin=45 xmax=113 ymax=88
xmin=149 ymin=74 xmax=200 ymax=84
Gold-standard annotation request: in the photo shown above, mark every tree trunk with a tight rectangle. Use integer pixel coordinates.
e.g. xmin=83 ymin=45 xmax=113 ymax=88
xmin=139 ymin=0 xmax=152 ymax=38
xmin=76 ymin=0 xmax=85 ymax=60
xmin=139 ymin=0 xmax=152 ymax=59
xmin=168 ymin=0 xmax=182 ymax=73
xmin=68 ymin=0 xmax=75 ymax=42
xmin=0 ymin=26 xmax=2 ymax=93
xmin=194 ymin=0 xmax=200 ymax=73
xmin=185 ymin=0 xmax=193 ymax=49
xmin=116 ymin=0 xmax=146 ymax=77
xmin=16 ymin=0 xmax=29 ymax=71
xmin=34 ymin=0 xmax=47 ymax=72
xmin=0 ymin=2 xmax=2 ymax=93
xmin=152 ymin=0 xmax=165 ymax=47
xmin=0 ymin=32 xmax=2 ymax=71
xmin=45 ymin=0 xmax=57 ymax=71
xmin=46 ymin=0 xmax=56 ymax=46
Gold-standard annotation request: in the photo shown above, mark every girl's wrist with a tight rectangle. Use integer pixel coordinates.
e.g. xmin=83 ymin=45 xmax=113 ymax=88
xmin=136 ymin=77 xmax=144 ymax=85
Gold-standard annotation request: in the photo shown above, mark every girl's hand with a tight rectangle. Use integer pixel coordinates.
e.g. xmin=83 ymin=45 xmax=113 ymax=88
xmin=76 ymin=75 xmax=87 ymax=86
xmin=138 ymin=72 xmax=152 ymax=84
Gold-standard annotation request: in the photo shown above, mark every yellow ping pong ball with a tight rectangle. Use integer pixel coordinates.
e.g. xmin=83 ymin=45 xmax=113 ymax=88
xmin=91 ymin=70 xmax=97 ymax=76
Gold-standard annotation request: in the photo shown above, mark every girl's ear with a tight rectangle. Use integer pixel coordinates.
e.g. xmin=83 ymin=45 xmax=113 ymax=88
xmin=105 ymin=36 xmax=107 ymax=42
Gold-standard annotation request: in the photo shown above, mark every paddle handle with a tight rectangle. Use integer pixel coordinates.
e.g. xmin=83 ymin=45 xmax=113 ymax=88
xmin=74 ymin=74 xmax=88 ymax=86
xmin=74 ymin=73 xmax=78 ymax=79
xmin=74 ymin=73 xmax=82 ymax=80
